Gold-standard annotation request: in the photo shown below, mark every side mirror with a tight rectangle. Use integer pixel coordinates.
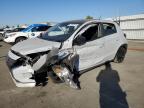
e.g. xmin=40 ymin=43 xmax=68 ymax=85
xmin=73 ymin=35 xmax=86 ymax=46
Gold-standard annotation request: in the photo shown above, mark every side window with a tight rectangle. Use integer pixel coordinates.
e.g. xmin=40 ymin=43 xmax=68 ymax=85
xmin=73 ymin=24 xmax=100 ymax=46
xmin=36 ymin=26 xmax=49 ymax=31
xmin=31 ymin=27 xmax=38 ymax=32
xmin=102 ymin=23 xmax=117 ymax=36
xmin=80 ymin=24 xmax=99 ymax=42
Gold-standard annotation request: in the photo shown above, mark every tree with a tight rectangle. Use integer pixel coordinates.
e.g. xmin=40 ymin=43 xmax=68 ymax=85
xmin=85 ymin=15 xmax=93 ymax=19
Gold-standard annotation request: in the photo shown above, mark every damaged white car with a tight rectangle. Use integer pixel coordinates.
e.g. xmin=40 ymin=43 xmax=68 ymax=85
xmin=6 ymin=20 xmax=127 ymax=89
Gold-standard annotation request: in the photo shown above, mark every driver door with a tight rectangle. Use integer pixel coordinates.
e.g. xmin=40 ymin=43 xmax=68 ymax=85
xmin=73 ymin=23 xmax=106 ymax=71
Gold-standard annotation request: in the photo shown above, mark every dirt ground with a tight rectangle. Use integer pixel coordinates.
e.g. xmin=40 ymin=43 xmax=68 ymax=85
xmin=0 ymin=40 xmax=144 ymax=108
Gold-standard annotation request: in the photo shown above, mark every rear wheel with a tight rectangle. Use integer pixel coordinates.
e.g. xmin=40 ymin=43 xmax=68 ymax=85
xmin=15 ymin=37 xmax=27 ymax=44
xmin=114 ymin=46 xmax=127 ymax=63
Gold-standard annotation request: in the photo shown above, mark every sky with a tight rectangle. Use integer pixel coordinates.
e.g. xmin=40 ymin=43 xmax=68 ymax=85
xmin=0 ymin=0 xmax=144 ymax=27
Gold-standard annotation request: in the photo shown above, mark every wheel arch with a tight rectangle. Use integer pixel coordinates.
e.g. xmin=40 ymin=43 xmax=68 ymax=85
xmin=15 ymin=36 xmax=27 ymax=42
xmin=119 ymin=43 xmax=128 ymax=51
xmin=113 ymin=43 xmax=128 ymax=63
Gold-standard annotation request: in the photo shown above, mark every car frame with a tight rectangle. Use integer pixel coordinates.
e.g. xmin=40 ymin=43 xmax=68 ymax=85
xmin=6 ymin=20 xmax=128 ymax=89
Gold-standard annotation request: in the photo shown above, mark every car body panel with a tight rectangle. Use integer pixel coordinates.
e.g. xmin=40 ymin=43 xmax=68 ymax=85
xmin=11 ymin=38 xmax=61 ymax=55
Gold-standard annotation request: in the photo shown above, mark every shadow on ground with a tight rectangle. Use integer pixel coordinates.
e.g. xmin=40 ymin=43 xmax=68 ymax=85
xmin=96 ymin=62 xmax=129 ymax=108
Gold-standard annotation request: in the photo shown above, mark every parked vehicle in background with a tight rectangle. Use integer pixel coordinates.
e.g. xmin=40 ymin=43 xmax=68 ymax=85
xmin=5 ymin=27 xmax=26 ymax=33
xmin=6 ymin=20 xmax=127 ymax=89
xmin=4 ymin=24 xmax=51 ymax=44
xmin=3 ymin=27 xmax=14 ymax=33
xmin=0 ymin=27 xmax=26 ymax=41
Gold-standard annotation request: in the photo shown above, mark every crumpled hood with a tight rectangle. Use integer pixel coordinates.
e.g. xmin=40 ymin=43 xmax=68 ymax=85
xmin=11 ymin=38 xmax=61 ymax=55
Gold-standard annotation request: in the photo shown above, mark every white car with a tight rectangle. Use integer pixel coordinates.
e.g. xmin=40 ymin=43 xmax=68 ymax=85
xmin=4 ymin=24 xmax=51 ymax=44
xmin=1 ymin=27 xmax=14 ymax=35
xmin=6 ymin=20 xmax=127 ymax=89
xmin=0 ymin=28 xmax=13 ymax=40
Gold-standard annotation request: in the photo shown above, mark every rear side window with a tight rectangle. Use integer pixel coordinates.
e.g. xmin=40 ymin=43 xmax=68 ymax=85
xmin=102 ymin=23 xmax=117 ymax=36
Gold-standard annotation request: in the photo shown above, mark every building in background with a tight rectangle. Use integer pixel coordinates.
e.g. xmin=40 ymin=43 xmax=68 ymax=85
xmin=108 ymin=14 xmax=144 ymax=40
xmin=120 ymin=14 xmax=144 ymax=40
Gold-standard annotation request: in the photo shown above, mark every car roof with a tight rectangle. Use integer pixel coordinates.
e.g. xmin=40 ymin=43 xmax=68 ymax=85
xmin=62 ymin=19 xmax=116 ymax=25
xmin=62 ymin=20 xmax=88 ymax=24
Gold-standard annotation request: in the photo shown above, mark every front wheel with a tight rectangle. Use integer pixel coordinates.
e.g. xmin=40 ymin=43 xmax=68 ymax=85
xmin=114 ymin=47 xmax=127 ymax=63
xmin=52 ymin=64 xmax=80 ymax=89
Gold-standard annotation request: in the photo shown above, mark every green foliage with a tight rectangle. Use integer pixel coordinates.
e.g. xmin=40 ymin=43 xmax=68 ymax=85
xmin=85 ymin=16 xmax=93 ymax=19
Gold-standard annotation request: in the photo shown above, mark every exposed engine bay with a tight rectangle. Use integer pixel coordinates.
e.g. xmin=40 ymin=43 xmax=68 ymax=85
xmin=6 ymin=48 xmax=80 ymax=89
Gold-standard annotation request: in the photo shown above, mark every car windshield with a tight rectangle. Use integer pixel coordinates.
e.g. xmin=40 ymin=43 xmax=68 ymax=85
xmin=39 ymin=22 xmax=82 ymax=42
xmin=21 ymin=25 xmax=33 ymax=32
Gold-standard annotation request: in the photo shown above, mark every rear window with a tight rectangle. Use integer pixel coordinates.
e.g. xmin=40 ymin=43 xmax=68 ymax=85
xmin=102 ymin=23 xmax=117 ymax=36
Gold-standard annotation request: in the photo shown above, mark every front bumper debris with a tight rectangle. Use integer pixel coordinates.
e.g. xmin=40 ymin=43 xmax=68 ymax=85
xmin=6 ymin=48 xmax=80 ymax=89
xmin=6 ymin=56 xmax=36 ymax=87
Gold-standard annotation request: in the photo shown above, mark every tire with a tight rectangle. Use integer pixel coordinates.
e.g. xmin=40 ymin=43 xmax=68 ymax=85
xmin=114 ymin=46 xmax=127 ymax=63
xmin=15 ymin=37 xmax=26 ymax=44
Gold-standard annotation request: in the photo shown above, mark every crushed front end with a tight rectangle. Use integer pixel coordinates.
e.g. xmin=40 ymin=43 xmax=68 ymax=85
xmin=6 ymin=48 xmax=80 ymax=89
